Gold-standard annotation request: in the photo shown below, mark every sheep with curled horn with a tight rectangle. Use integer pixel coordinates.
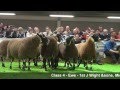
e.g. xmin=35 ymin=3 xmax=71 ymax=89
xmin=58 ymin=36 xmax=79 ymax=70
xmin=7 ymin=33 xmax=41 ymax=71
xmin=76 ymin=37 xmax=96 ymax=70
xmin=0 ymin=40 xmax=10 ymax=67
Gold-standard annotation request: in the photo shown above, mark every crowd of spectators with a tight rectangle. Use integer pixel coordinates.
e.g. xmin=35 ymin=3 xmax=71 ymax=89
xmin=1 ymin=22 xmax=120 ymax=43
xmin=1 ymin=22 xmax=120 ymax=64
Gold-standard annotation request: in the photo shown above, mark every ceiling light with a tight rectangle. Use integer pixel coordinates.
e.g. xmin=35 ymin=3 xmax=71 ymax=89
xmin=0 ymin=13 xmax=16 ymax=15
xmin=107 ymin=16 xmax=120 ymax=19
xmin=49 ymin=15 xmax=74 ymax=18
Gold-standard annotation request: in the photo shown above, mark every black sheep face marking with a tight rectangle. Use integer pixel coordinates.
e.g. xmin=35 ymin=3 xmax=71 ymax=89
xmin=37 ymin=33 xmax=50 ymax=45
xmin=56 ymin=34 xmax=62 ymax=42
xmin=42 ymin=37 xmax=50 ymax=45
xmin=66 ymin=36 xmax=74 ymax=45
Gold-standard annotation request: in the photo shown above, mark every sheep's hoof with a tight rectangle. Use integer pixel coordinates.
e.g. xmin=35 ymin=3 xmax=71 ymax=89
xmin=10 ymin=66 xmax=12 ymax=69
xmin=25 ymin=66 xmax=27 ymax=68
xmin=34 ymin=63 xmax=38 ymax=66
xmin=54 ymin=67 xmax=57 ymax=69
xmin=2 ymin=64 xmax=5 ymax=67
xmin=85 ymin=66 xmax=88 ymax=70
xmin=22 ymin=67 xmax=25 ymax=71
xmin=19 ymin=66 xmax=21 ymax=69
xmin=72 ymin=66 xmax=75 ymax=70
xmin=51 ymin=67 xmax=55 ymax=70
xmin=28 ymin=68 xmax=31 ymax=71
xmin=64 ymin=65 xmax=66 ymax=67
xmin=89 ymin=67 xmax=93 ymax=71
xmin=68 ymin=67 xmax=73 ymax=70
xmin=45 ymin=69 xmax=48 ymax=71
xmin=41 ymin=65 xmax=44 ymax=68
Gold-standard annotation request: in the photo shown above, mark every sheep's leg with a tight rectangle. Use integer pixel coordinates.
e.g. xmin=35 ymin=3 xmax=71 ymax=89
xmin=72 ymin=59 xmax=75 ymax=70
xmin=51 ymin=58 xmax=54 ymax=69
xmin=64 ymin=60 xmax=67 ymax=67
xmin=54 ymin=58 xmax=59 ymax=69
xmin=22 ymin=59 xmax=27 ymax=68
xmin=84 ymin=60 xmax=87 ymax=67
xmin=24 ymin=60 xmax=27 ymax=68
xmin=35 ymin=58 xmax=38 ymax=66
xmin=18 ymin=59 xmax=21 ymax=69
xmin=85 ymin=61 xmax=88 ymax=70
xmin=27 ymin=59 xmax=31 ymax=71
xmin=1 ymin=57 xmax=5 ymax=67
xmin=67 ymin=61 xmax=69 ymax=68
xmin=48 ymin=59 xmax=51 ymax=67
xmin=43 ymin=58 xmax=47 ymax=71
xmin=22 ymin=59 xmax=26 ymax=71
xmin=89 ymin=60 xmax=93 ymax=71
xmin=77 ymin=58 xmax=82 ymax=67
xmin=10 ymin=58 xmax=14 ymax=69
xmin=33 ymin=59 xmax=36 ymax=66
xmin=33 ymin=58 xmax=38 ymax=66
xmin=69 ymin=60 xmax=72 ymax=67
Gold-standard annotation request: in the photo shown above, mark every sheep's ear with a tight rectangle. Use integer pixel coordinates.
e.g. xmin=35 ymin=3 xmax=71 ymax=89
xmin=70 ymin=36 xmax=74 ymax=39
xmin=42 ymin=34 xmax=45 ymax=37
xmin=37 ymin=33 xmax=43 ymax=38
xmin=37 ymin=33 xmax=40 ymax=36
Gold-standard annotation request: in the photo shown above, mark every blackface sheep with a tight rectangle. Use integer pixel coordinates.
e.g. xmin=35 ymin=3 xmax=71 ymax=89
xmin=0 ymin=40 xmax=10 ymax=67
xmin=58 ymin=36 xmax=78 ymax=70
xmin=76 ymin=37 xmax=96 ymax=70
xmin=7 ymin=33 xmax=41 ymax=70
xmin=38 ymin=34 xmax=59 ymax=71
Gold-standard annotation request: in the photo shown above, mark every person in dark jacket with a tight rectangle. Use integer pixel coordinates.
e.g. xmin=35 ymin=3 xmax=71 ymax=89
xmin=92 ymin=30 xmax=100 ymax=42
xmin=11 ymin=28 xmax=18 ymax=38
xmin=100 ymin=29 xmax=110 ymax=41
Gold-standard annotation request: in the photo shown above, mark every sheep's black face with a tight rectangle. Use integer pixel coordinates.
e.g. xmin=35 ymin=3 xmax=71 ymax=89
xmin=42 ymin=37 xmax=50 ymax=45
xmin=37 ymin=33 xmax=50 ymax=45
xmin=56 ymin=34 xmax=62 ymax=42
xmin=66 ymin=36 xmax=74 ymax=45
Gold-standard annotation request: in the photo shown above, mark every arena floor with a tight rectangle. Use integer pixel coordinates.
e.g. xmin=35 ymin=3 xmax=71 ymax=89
xmin=0 ymin=61 xmax=120 ymax=79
